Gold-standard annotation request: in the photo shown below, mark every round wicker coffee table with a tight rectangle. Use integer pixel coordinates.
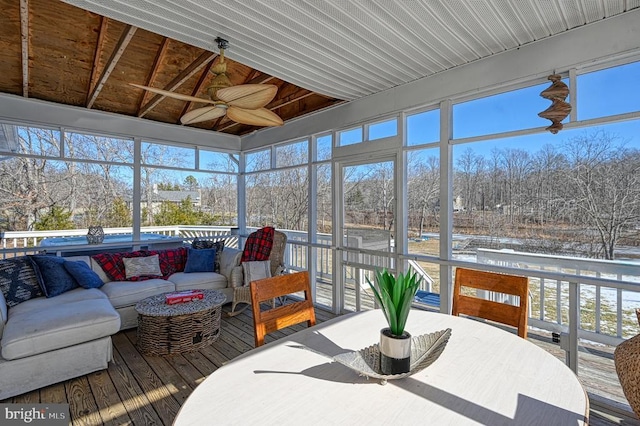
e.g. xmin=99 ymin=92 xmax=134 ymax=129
xmin=135 ymin=289 xmax=226 ymax=356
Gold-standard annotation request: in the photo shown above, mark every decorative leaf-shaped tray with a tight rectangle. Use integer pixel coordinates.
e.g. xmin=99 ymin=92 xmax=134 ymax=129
xmin=332 ymin=328 xmax=452 ymax=383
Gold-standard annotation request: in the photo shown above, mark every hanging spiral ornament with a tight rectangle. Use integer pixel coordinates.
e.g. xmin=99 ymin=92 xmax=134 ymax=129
xmin=538 ymin=74 xmax=571 ymax=134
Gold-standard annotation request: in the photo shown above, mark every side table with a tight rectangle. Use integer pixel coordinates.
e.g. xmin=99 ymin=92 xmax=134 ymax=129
xmin=135 ymin=289 xmax=226 ymax=356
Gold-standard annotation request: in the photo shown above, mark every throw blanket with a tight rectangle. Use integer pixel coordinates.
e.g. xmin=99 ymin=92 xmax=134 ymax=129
xmin=92 ymin=247 xmax=187 ymax=281
xmin=241 ymin=226 xmax=275 ymax=262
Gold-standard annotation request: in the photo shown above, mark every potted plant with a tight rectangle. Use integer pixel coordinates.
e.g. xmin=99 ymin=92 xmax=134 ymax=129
xmin=367 ymin=268 xmax=422 ymax=375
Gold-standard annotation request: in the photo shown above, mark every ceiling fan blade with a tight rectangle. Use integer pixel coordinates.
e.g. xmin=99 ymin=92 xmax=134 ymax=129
xmin=216 ymin=84 xmax=278 ymax=109
xmin=227 ymin=106 xmax=284 ymax=127
xmin=130 ymin=83 xmax=216 ymax=104
xmin=181 ymin=106 xmax=226 ymax=124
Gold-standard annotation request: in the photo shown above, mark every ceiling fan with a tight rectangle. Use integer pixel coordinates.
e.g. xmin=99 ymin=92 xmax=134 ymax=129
xmin=131 ymin=38 xmax=283 ymax=127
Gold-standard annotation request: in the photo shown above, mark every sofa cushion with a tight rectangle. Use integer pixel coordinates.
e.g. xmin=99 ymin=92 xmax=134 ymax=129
xmin=169 ymin=271 xmax=228 ymax=292
xmin=1 ymin=288 xmax=120 ymax=360
xmin=220 ymin=248 xmax=242 ymax=281
xmin=64 ymin=260 xmax=104 ymax=289
xmin=192 ymin=238 xmax=225 ymax=273
xmin=184 ymin=247 xmax=216 ymax=273
xmin=28 ymin=255 xmax=79 ymax=297
xmin=99 ymin=279 xmax=174 ymax=308
xmin=0 ymin=257 xmax=43 ymax=308
xmin=89 ymin=258 xmax=111 ymax=283
xmin=9 ymin=287 xmax=103 ymax=316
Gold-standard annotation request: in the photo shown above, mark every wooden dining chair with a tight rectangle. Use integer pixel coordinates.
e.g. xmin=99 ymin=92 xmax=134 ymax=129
xmin=453 ymin=267 xmax=529 ymax=338
xmin=250 ymin=270 xmax=316 ymax=347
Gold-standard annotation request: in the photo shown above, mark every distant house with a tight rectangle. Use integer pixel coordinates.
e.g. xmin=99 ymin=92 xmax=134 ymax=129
xmin=143 ymin=185 xmax=201 ymax=214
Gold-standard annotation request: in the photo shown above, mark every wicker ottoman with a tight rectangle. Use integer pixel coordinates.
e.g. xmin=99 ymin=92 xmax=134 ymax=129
xmin=614 ymin=309 xmax=640 ymax=417
xmin=135 ymin=290 xmax=226 ymax=356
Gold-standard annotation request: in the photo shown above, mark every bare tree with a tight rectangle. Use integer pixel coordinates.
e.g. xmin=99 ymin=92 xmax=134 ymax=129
xmin=565 ymin=130 xmax=640 ymax=259
xmin=408 ymin=152 xmax=439 ymax=237
xmin=455 ymin=147 xmax=485 ymax=215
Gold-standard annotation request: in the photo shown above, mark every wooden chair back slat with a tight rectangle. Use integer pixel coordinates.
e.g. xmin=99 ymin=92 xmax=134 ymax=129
xmin=453 ymin=268 xmax=529 ymax=338
xmin=250 ymin=271 xmax=316 ymax=347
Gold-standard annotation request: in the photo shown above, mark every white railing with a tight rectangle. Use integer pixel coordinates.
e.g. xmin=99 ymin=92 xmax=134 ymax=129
xmin=477 ymin=248 xmax=640 ymax=345
xmin=5 ymin=226 xmax=638 ymax=350
xmin=0 ymin=226 xmax=236 ymax=257
xmin=408 ymin=260 xmax=435 ymax=292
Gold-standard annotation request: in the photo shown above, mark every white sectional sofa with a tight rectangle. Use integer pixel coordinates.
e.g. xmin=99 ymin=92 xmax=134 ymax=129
xmin=0 ymin=246 xmax=242 ymax=400
xmin=85 ymin=247 xmax=242 ymax=329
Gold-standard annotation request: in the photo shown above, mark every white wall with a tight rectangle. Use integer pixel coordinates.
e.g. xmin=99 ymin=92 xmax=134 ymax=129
xmin=0 ymin=93 xmax=240 ymax=151
xmin=242 ymin=8 xmax=640 ymax=150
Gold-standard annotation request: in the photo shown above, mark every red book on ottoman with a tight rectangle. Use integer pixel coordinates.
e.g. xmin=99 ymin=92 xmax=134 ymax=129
xmin=165 ymin=290 xmax=204 ymax=305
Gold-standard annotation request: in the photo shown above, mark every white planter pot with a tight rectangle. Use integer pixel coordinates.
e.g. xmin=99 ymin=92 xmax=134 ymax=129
xmin=379 ymin=327 xmax=411 ymax=375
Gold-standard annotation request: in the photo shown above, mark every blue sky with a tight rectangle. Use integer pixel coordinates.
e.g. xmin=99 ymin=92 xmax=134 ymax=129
xmin=404 ymin=60 xmax=640 ymax=160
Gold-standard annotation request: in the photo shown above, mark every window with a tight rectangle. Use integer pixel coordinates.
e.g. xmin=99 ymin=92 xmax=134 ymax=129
xmin=6 ymin=126 xmax=61 ymax=156
xmin=407 ymin=109 xmax=440 ymax=146
xmin=0 ymin=126 xmax=134 ymax=231
xmin=316 ymin=134 xmax=332 ymax=161
xmin=338 ymin=127 xmax=363 ymax=146
xmin=199 ymin=150 xmax=238 ymax=173
xmin=65 ymin=132 xmax=133 ymax=163
xmin=141 ymin=141 xmax=195 ymax=169
xmin=245 ymin=149 xmax=270 ymax=172
xmin=141 ymin=169 xmax=237 ymax=227
xmin=368 ymin=118 xmax=397 ymax=140
xmin=275 ymin=139 xmax=308 ymax=167
xmin=577 ymin=61 xmax=640 ymax=120
xmin=245 ymin=167 xmax=309 ymax=231
xmin=407 ymin=148 xmax=439 ymax=256
xmin=453 ymin=83 xmax=555 ymax=138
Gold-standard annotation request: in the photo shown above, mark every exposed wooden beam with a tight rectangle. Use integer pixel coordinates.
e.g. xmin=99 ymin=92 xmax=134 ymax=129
xmin=138 ymin=51 xmax=216 ymax=118
xmin=269 ymin=89 xmax=315 ymax=111
xmin=217 ymin=87 xmax=314 ymax=132
xmin=245 ymin=74 xmax=275 ymax=85
xmin=87 ymin=16 xmax=109 ymax=105
xmin=137 ymin=37 xmax=169 ymax=114
xmin=86 ymin=24 xmax=137 ymax=109
xmin=19 ymin=0 xmax=29 ymax=97
xmin=177 ymin=58 xmax=216 ymax=123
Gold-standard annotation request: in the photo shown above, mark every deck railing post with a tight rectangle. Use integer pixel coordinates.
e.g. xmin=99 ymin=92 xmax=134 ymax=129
xmin=568 ymin=280 xmax=579 ymax=374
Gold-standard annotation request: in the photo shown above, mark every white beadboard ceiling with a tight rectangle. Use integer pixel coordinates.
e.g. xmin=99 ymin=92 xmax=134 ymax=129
xmin=61 ymin=0 xmax=640 ymax=101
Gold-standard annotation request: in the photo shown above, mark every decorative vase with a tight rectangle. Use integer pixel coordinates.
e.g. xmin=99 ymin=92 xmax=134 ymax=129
xmin=86 ymin=226 xmax=104 ymax=244
xmin=379 ymin=327 xmax=411 ymax=375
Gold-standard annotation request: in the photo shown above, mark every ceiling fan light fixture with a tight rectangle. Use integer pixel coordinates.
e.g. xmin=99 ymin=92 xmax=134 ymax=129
xmin=207 ymin=72 xmax=232 ymax=99
xmin=131 ymin=37 xmax=283 ymax=128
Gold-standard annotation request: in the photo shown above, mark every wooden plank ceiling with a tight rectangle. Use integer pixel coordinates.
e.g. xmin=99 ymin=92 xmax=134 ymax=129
xmin=0 ymin=0 xmax=344 ymax=136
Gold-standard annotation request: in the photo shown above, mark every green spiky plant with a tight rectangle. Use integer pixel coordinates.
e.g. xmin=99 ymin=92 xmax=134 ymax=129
xmin=367 ymin=268 xmax=422 ymax=336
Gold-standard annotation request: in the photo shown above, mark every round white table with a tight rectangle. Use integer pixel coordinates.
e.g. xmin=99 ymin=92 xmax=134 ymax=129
xmin=174 ymin=310 xmax=588 ymax=425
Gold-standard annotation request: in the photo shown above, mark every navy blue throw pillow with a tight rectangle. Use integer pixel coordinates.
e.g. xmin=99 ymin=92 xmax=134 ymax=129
xmin=192 ymin=238 xmax=225 ymax=273
xmin=64 ymin=260 xmax=104 ymax=289
xmin=28 ymin=255 xmax=79 ymax=298
xmin=184 ymin=247 xmax=216 ymax=273
xmin=0 ymin=257 xmax=43 ymax=308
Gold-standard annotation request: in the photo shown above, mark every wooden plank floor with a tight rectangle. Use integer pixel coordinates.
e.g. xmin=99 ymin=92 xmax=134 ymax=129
xmin=2 ymin=303 xmax=639 ymax=425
